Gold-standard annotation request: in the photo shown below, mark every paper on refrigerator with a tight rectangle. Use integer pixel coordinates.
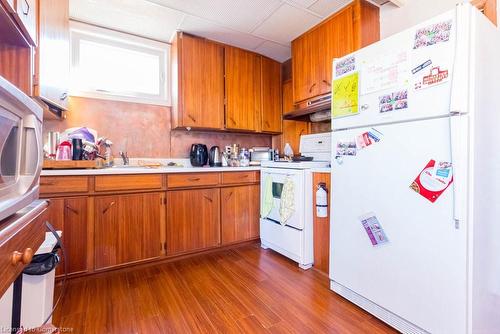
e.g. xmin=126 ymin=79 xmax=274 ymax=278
xmin=360 ymin=50 xmax=410 ymax=95
xmin=332 ymin=72 xmax=359 ymax=118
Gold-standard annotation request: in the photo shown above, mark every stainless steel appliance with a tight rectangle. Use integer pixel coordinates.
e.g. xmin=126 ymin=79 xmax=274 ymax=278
xmin=250 ymin=147 xmax=272 ymax=165
xmin=208 ymin=146 xmax=221 ymax=167
xmin=0 ymin=76 xmax=43 ymax=221
xmin=189 ymin=144 xmax=208 ymax=167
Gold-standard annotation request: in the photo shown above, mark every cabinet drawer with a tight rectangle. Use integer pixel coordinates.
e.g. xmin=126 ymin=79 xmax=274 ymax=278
xmin=167 ymin=173 xmax=220 ymax=188
xmin=94 ymin=174 xmax=163 ymax=192
xmin=40 ymin=176 xmax=89 ymax=195
xmin=222 ymin=171 xmax=259 ymax=184
xmin=0 ymin=205 xmax=46 ymax=297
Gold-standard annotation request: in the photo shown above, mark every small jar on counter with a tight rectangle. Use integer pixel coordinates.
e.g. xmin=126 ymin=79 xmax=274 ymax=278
xmin=239 ymin=148 xmax=250 ymax=167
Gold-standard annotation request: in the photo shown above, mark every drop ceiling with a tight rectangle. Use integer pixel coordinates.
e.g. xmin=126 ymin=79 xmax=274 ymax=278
xmin=69 ymin=0 xmax=359 ymax=62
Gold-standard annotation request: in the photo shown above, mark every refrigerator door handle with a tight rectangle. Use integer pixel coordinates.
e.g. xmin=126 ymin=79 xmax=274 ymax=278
xmin=449 ymin=114 xmax=468 ymax=229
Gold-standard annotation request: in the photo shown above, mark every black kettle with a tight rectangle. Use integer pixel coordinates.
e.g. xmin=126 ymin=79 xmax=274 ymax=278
xmin=190 ymin=144 xmax=208 ymax=167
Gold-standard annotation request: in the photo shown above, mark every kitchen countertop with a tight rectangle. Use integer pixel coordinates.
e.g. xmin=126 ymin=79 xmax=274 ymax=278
xmin=40 ymin=166 xmax=262 ymax=176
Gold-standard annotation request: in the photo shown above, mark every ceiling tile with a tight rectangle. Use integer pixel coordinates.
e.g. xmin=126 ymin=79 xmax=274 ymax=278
xmin=179 ymin=15 xmax=266 ymax=51
xmin=286 ymin=0 xmax=319 ymax=9
xmin=254 ymin=41 xmax=291 ymax=62
xmin=70 ymin=0 xmax=185 ymax=42
xmin=307 ymin=0 xmax=351 ymax=17
xmin=148 ymin=0 xmax=282 ymax=33
xmin=252 ymin=3 xmax=321 ymax=44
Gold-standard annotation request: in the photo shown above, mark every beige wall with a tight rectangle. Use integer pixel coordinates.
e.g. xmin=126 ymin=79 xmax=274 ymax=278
xmin=43 ymin=97 xmax=272 ymax=158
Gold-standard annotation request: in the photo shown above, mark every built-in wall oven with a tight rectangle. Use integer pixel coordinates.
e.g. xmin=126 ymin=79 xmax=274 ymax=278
xmin=0 ymin=75 xmax=43 ymax=221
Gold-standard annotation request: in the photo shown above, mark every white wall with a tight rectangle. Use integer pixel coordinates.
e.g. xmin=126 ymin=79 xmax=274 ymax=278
xmin=379 ymin=0 xmax=467 ymax=38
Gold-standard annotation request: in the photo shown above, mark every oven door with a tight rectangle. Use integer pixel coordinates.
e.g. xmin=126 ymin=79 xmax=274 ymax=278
xmin=260 ymin=168 xmax=305 ymax=230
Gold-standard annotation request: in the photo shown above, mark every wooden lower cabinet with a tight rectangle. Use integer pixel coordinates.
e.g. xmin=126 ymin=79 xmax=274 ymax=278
xmin=312 ymin=173 xmax=331 ymax=275
xmin=94 ymin=192 xmax=164 ymax=270
xmin=45 ymin=197 xmax=89 ymax=276
xmin=221 ymin=185 xmax=260 ymax=245
xmin=166 ymin=188 xmax=220 ymax=255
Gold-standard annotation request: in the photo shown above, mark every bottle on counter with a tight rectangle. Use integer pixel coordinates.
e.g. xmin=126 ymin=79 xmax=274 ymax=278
xmin=239 ymin=148 xmax=250 ymax=167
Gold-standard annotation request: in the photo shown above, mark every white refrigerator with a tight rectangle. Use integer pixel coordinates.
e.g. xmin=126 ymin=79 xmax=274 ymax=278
xmin=329 ymin=4 xmax=500 ymax=334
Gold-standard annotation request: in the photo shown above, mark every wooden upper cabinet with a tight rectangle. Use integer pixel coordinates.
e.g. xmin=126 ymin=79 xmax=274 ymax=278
xmin=35 ymin=0 xmax=70 ymax=110
xmin=260 ymin=56 xmax=282 ymax=133
xmin=166 ymin=188 xmax=220 ymax=255
xmin=94 ymin=192 xmax=163 ymax=270
xmin=171 ymin=32 xmax=224 ymax=130
xmin=12 ymin=0 xmax=37 ymax=46
xmin=225 ymin=46 xmax=262 ymax=132
xmin=291 ymin=0 xmax=379 ymax=103
xmin=292 ymin=31 xmax=319 ymax=103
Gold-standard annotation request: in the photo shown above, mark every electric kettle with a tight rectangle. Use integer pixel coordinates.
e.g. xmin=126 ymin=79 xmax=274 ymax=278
xmin=209 ymin=146 xmax=222 ymax=167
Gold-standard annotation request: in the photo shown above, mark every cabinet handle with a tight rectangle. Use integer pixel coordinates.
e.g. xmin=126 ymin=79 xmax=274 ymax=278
xmin=226 ymin=191 xmax=233 ymax=200
xmin=187 ymin=114 xmax=196 ymax=123
xmin=265 ymin=121 xmax=270 ymax=128
xmin=11 ymin=248 xmax=33 ymax=266
xmin=308 ymin=83 xmax=316 ymax=93
xmin=21 ymin=0 xmax=29 ymax=15
xmin=322 ymin=79 xmax=331 ymax=87
xmin=188 ymin=177 xmax=200 ymax=182
xmin=60 ymin=92 xmax=68 ymax=101
xmin=65 ymin=205 xmax=78 ymax=215
xmin=229 ymin=117 xmax=236 ymax=125
xmin=102 ymin=201 xmax=116 ymax=214
xmin=203 ymin=195 xmax=213 ymax=203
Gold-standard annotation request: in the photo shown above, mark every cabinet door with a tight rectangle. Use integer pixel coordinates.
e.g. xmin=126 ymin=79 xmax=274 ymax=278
xmin=178 ymin=34 xmax=224 ymax=129
xmin=312 ymin=173 xmax=331 ymax=274
xmin=37 ymin=0 xmax=69 ymax=110
xmin=94 ymin=193 xmax=163 ymax=269
xmin=292 ymin=31 xmax=320 ymax=103
xmin=166 ymin=188 xmax=220 ymax=255
xmin=221 ymin=185 xmax=260 ymax=244
xmin=13 ymin=0 xmax=37 ymax=45
xmin=44 ymin=197 xmax=89 ymax=276
xmin=317 ymin=5 xmax=355 ymax=96
xmin=261 ymin=57 xmax=282 ymax=133
xmin=225 ymin=46 xmax=261 ymax=131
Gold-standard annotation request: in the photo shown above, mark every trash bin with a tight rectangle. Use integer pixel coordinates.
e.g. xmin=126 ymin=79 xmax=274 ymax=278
xmin=20 ymin=232 xmax=60 ymax=330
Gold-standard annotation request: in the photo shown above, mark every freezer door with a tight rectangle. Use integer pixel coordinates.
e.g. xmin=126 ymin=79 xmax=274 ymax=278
xmin=332 ymin=10 xmax=457 ymax=130
xmin=330 ymin=117 xmax=467 ymax=334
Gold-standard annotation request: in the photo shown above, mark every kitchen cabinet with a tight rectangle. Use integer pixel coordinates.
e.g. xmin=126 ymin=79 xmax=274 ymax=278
xmin=221 ymin=185 xmax=260 ymax=244
xmin=277 ymin=80 xmax=310 ymax=153
xmin=166 ymin=188 xmax=220 ymax=255
xmin=261 ymin=56 xmax=282 ymax=133
xmin=35 ymin=0 xmax=70 ymax=110
xmin=0 ymin=0 xmax=15 ymax=13
xmin=45 ymin=197 xmax=89 ymax=276
xmin=312 ymin=173 xmax=330 ymax=275
xmin=225 ymin=46 xmax=262 ymax=132
xmin=292 ymin=0 xmax=379 ymax=103
xmin=12 ymin=0 xmax=37 ymax=46
xmin=94 ymin=192 xmax=163 ymax=270
xmin=171 ymin=32 xmax=224 ymax=129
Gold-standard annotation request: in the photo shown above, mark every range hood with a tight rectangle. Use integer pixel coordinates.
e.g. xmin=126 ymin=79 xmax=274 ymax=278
xmin=283 ymin=94 xmax=331 ymax=120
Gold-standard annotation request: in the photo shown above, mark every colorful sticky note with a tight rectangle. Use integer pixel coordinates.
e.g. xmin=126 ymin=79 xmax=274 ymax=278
xmin=332 ymin=72 xmax=359 ymax=118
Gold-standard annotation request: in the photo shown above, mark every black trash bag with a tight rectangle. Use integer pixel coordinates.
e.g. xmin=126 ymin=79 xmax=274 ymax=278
xmin=22 ymin=242 xmax=60 ymax=276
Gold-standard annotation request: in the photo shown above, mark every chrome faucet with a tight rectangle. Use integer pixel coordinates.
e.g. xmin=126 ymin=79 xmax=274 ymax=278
xmin=119 ymin=151 xmax=129 ymax=165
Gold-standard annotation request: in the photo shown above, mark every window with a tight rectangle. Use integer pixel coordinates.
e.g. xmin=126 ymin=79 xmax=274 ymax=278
xmin=70 ymin=21 xmax=170 ymax=106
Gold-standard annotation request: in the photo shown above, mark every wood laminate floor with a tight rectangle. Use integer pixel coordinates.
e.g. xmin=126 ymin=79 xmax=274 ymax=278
xmin=53 ymin=243 xmax=398 ymax=333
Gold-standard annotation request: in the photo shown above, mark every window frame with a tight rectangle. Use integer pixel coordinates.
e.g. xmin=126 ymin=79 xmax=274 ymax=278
xmin=69 ymin=21 xmax=171 ymax=106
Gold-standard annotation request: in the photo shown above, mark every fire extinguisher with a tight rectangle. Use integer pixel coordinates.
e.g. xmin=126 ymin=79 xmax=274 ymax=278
xmin=316 ymin=183 xmax=328 ymax=218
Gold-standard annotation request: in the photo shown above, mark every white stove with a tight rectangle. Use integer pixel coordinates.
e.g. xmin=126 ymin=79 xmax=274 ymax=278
xmin=260 ymin=133 xmax=331 ymax=269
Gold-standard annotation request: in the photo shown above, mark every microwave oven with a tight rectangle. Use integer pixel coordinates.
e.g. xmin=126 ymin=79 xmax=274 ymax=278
xmin=0 ymin=76 xmax=43 ymax=221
